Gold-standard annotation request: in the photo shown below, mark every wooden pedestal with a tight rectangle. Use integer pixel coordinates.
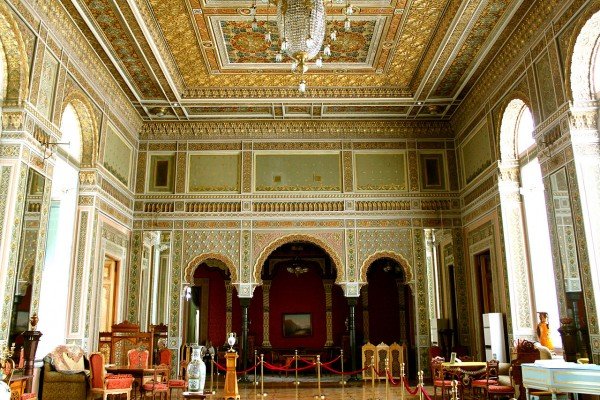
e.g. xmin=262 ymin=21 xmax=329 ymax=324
xmin=223 ymin=352 xmax=239 ymax=400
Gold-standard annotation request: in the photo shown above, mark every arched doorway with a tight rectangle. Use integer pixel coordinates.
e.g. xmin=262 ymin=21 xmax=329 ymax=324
xmin=360 ymin=257 xmax=415 ymax=377
xmin=184 ymin=259 xmax=235 ymax=349
xmin=252 ymin=241 xmax=347 ymax=367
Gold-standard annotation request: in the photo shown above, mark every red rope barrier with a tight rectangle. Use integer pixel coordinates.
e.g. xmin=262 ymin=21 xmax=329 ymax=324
xmin=421 ymin=386 xmax=434 ymax=400
xmin=402 ymin=377 xmax=419 ymax=395
xmin=385 ymin=371 xmax=401 ymax=387
xmin=263 ymin=361 xmax=316 ymax=372
xmin=320 ymin=355 xmax=342 ymax=366
xmin=211 ymin=361 xmax=259 ymax=374
xmin=321 ymin=363 xmax=371 ymax=375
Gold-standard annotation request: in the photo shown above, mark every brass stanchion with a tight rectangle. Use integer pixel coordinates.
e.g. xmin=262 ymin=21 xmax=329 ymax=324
xmin=371 ymin=355 xmax=375 ymax=391
xmin=314 ymin=354 xmax=325 ymax=399
xmin=254 ymin=350 xmax=259 ymax=387
xmin=451 ymin=380 xmax=459 ymax=400
xmin=210 ymin=353 xmax=215 ymax=395
xmin=294 ymin=349 xmax=300 ymax=385
xmin=400 ymin=362 xmax=405 ymax=400
xmin=257 ymin=353 xmax=267 ymax=397
xmin=384 ymin=357 xmax=389 ymax=400
xmin=339 ymin=350 xmax=346 ymax=385
xmin=418 ymin=370 xmax=424 ymax=400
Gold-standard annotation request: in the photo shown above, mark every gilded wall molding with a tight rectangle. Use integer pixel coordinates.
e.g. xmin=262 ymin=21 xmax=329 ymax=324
xmin=140 ymin=120 xmax=454 ymax=140
xmin=0 ymin=1 xmax=29 ymax=105
xmin=359 ymin=251 xmax=414 ymax=283
xmin=183 ymin=253 xmax=238 ymax=284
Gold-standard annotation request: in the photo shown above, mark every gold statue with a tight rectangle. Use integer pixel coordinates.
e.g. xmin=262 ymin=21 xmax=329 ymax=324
xmin=536 ymin=312 xmax=554 ymax=350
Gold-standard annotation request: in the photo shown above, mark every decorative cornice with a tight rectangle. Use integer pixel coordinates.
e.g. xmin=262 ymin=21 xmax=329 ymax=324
xmin=140 ymin=120 xmax=454 ymax=140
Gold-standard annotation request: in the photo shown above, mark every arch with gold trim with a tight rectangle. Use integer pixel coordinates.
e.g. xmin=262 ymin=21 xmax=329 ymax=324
xmin=359 ymin=251 xmax=413 ymax=285
xmin=59 ymin=90 xmax=99 ymax=167
xmin=253 ymin=234 xmax=344 ymax=285
xmin=184 ymin=252 xmax=238 ymax=284
xmin=0 ymin=2 xmax=29 ymax=104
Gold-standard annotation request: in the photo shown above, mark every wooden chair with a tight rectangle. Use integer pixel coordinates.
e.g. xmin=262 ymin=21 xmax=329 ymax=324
xmin=89 ymin=352 xmax=134 ymax=400
xmin=431 ymin=356 xmax=453 ymax=400
xmin=141 ymin=366 xmax=170 ymax=399
xmin=479 ymin=359 xmax=515 ymax=400
xmin=375 ymin=342 xmax=389 ymax=380
xmin=156 ymin=348 xmax=186 ymax=399
xmin=127 ymin=348 xmax=150 ymax=369
xmin=361 ymin=342 xmax=376 ymax=380
xmin=1 ymin=351 xmax=37 ymax=400
xmin=471 ymin=359 xmax=499 ymax=397
xmin=388 ymin=342 xmax=406 ymax=379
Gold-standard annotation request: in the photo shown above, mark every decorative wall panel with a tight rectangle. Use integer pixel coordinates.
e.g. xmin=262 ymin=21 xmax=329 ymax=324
xmin=36 ymin=49 xmax=58 ymax=120
xmin=187 ymin=153 xmax=240 ymax=192
xmin=147 ymin=154 xmax=175 ymax=193
xmin=103 ymin=124 xmax=132 ymax=186
xmin=183 ymin=230 xmax=241 ymax=271
xmin=255 ymin=153 xmax=341 ymax=192
xmin=462 ymin=123 xmax=492 ymax=184
xmin=354 ymin=152 xmax=407 ymax=191
xmin=535 ymin=53 xmax=558 ymax=120
xmin=356 ymin=229 xmax=413 ymax=280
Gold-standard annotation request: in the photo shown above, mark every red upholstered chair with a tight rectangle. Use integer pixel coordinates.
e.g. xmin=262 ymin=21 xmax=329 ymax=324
xmin=1 ymin=353 xmax=38 ymax=400
xmin=157 ymin=348 xmax=186 ymax=399
xmin=431 ymin=356 xmax=453 ymax=400
xmin=89 ymin=352 xmax=134 ymax=400
xmin=127 ymin=348 xmax=150 ymax=368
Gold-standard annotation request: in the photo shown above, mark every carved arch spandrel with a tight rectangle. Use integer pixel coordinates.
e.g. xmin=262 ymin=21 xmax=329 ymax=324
xmin=184 ymin=253 xmax=238 ymax=284
xmin=59 ymin=90 xmax=99 ymax=167
xmin=0 ymin=2 xmax=29 ymax=105
xmin=253 ymin=234 xmax=344 ymax=286
xmin=359 ymin=251 xmax=414 ymax=284
xmin=565 ymin=5 xmax=600 ymax=102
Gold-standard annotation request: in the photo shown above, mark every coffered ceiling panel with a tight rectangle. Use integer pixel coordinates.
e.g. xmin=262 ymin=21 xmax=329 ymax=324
xmin=62 ymin=0 xmax=523 ymax=120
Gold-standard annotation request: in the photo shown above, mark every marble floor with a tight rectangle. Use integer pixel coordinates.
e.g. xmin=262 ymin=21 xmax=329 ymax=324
xmin=196 ymin=377 xmax=436 ymax=400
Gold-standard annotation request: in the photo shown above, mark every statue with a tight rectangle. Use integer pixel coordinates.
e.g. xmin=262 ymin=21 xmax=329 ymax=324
xmin=536 ymin=312 xmax=554 ymax=350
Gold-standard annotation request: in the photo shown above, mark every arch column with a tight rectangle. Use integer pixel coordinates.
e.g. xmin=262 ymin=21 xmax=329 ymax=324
xmin=361 ymin=287 xmax=369 ymax=343
xmin=498 ymin=161 xmax=535 ymax=339
xmin=225 ymin=281 xmax=233 ymax=345
xmin=261 ymin=280 xmax=271 ymax=348
xmin=324 ymin=280 xmax=334 ymax=347
xmin=569 ymin=105 xmax=600 ymax=354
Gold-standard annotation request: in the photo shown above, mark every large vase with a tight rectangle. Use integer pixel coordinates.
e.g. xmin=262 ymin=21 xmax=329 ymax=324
xmin=187 ymin=345 xmax=207 ymax=393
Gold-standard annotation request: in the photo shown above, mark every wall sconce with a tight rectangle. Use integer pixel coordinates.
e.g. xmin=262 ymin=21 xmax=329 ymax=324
xmin=41 ymin=141 xmax=70 ymax=161
xmin=183 ymin=285 xmax=192 ymax=301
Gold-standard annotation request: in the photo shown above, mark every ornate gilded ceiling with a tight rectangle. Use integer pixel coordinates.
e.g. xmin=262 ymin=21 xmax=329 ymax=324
xmin=62 ymin=0 xmax=520 ymax=120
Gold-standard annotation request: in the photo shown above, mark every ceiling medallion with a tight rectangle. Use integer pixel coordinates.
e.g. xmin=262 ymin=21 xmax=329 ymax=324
xmin=250 ymin=0 xmax=354 ymax=92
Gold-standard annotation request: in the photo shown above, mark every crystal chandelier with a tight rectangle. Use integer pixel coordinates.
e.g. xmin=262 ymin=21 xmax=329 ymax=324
xmin=250 ymin=0 xmax=354 ymax=92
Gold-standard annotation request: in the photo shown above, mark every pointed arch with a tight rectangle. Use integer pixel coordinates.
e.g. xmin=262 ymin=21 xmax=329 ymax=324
xmin=253 ymin=234 xmax=344 ymax=285
xmin=184 ymin=253 xmax=238 ymax=284
xmin=359 ymin=251 xmax=413 ymax=284
xmin=567 ymin=6 xmax=600 ymax=101
xmin=59 ymin=90 xmax=99 ymax=167
xmin=0 ymin=2 xmax=29 ymax=104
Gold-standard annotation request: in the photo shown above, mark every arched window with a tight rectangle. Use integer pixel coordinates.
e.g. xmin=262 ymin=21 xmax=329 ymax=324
xmin=37 ymin=103 xmax=82 ymax=356
xmin=500 ymin=99 xmax=561 ymax=347
xmin=59 ymin=103 xmax=82 ymax=162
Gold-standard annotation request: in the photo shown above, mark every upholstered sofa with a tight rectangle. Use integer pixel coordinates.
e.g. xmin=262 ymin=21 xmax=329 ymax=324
xmin=39 ymin=345 xmax=88 ymax=400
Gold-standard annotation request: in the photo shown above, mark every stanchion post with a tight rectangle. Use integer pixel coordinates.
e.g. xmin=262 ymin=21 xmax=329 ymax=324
xmin=400 ymin=362 xmax=405 ymax=400
xmin=254 ymin=350 xmax=258 ymax=387
xmin=384 ymin=357 xmax=389 ymax=400
xmin=339 ymin=349 xmax=346 ymax=385
xmin=451 ymin=380 xmax=458 ymax=400
xmin=210 ymin=353 xmax=215 ymax=395
xmin=371 ymin=355 xmax=375 ymax=390
xmin=418 ymin=370 xmax=424 ymax=400
xmin=258 ymin=353 xmax=267 ymax=397
xmin=294 ymin=349 xmax=300 ymax=386
xmin=315 ymin=354 xmax=324 ymax=399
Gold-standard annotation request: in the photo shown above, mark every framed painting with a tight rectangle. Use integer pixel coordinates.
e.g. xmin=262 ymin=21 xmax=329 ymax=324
xmin=420 ymin=153 xmax=446 ymax=190
xmin=282 ymin=313 xmax=312 ymax=337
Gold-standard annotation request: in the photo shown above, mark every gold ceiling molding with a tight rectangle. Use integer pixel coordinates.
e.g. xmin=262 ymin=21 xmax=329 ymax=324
xmin=451 ymin=0 xmax=578 ymax=135
xmin=140 ymin=120 xmax=454 ymax=139
xmin=182 ymin=86 xmax=413 ymax=99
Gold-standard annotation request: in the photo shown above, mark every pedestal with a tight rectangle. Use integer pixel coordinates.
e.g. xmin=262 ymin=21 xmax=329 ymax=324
xmin=21 ymin=329 xmax=42 ymax=392
xmin=223 ymin=352 xmax=240 ymax=400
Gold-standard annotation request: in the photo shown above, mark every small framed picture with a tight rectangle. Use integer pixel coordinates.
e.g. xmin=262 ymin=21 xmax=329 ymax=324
xmin=282 ymin=313 xmax=312 ymax=337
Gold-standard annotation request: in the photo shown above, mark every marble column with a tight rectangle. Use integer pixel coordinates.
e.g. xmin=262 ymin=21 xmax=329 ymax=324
xmin=240 ymin=297 xmax=251 ymax=381
xmin=347 ymin=297 xmax=359 ymax=380
xmin=498 ymin=161 xmax=535 ymax=339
